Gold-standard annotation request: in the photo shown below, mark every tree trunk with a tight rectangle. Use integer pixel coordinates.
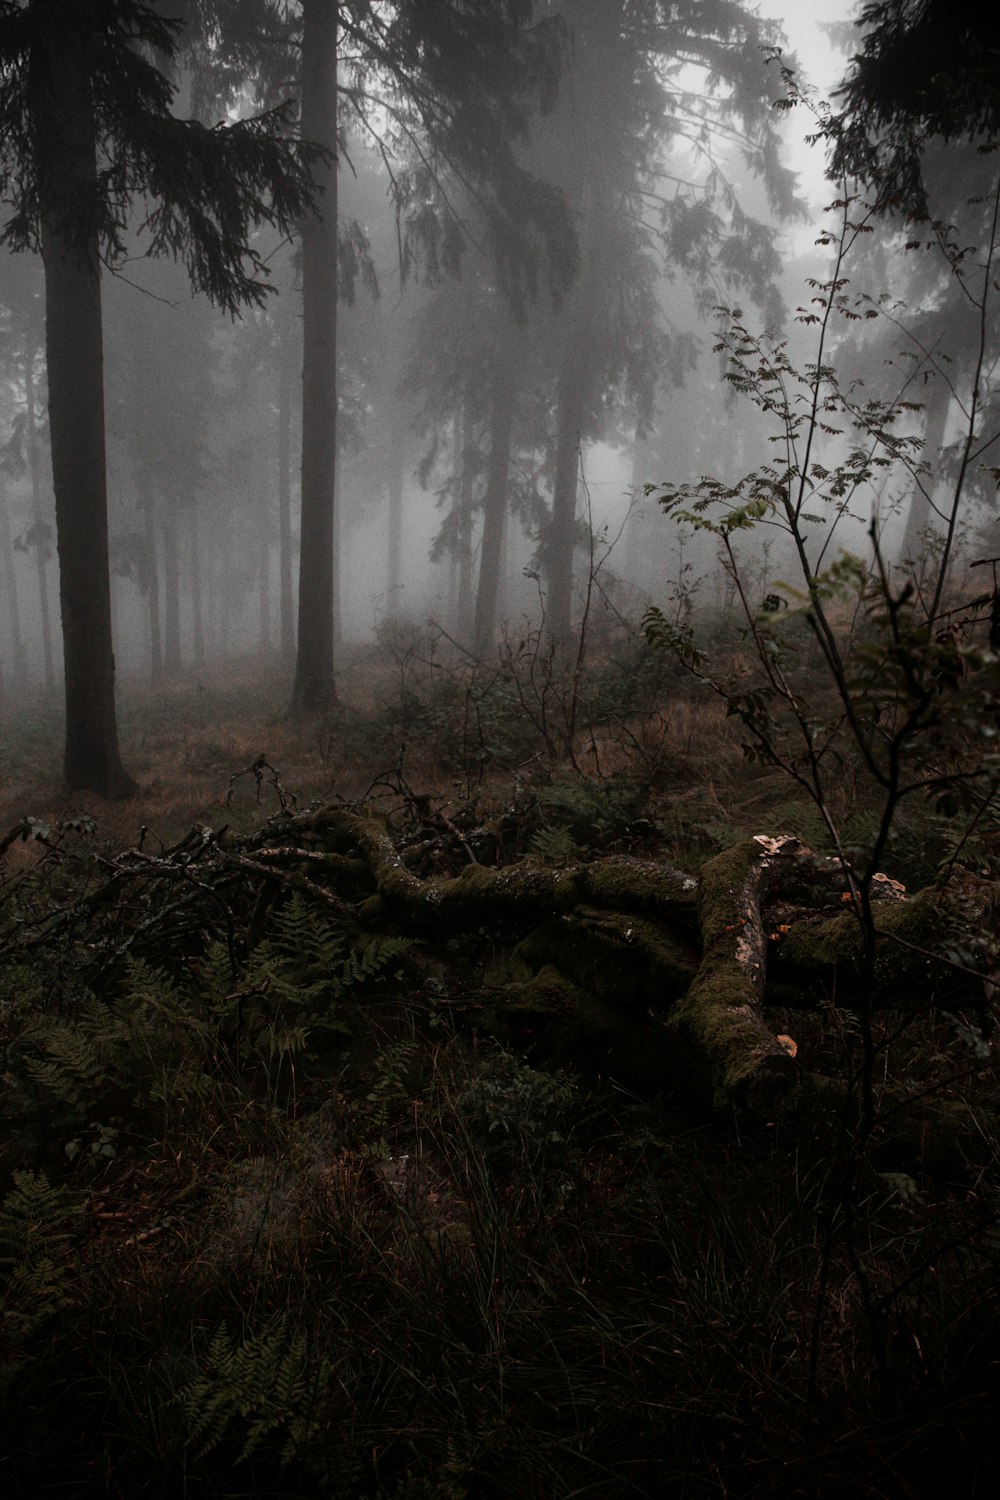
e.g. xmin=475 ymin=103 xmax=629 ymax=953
xmin=473 ymin=354 xmax=515 ymax=656
xmin=277 ymin=299 xmax=295 ymax=662
xmin=33 ymin=24 xmax=136 ymax=798
xmin=0 ymin=482 xmax=28 ymax=690
xmin=901 ymin=380 xmax=951 ymax=566
xmin=290 ymin=0 xmax=338 ymax=712
xmin=547 ymin=357 xmax=585 ymax=648
xmin=141 ymin=471 xmax=163 ymax=682
xmin=259 ymin=505 xmax=272 ymax=655
xmin=162 ymin=498 xmax=181 ymax=674
xmin=189 ymin=495 xmax=205 ymax=669
xmin=24 ymin=352 xmax=56 ymax=694
xmin=622 ymin=426 xmax=653 ymax=596
xmin=456 ymin=403 xmax=475 ymax=644
xmin=387 ymin=427 xmax=404 ymax=614
xmin=333 ymin=458 xmax=343 ymax=655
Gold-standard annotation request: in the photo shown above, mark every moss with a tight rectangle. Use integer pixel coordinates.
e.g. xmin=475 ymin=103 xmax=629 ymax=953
xmin=318 ymin=815 xmax=703 ymax=964
xmin=513 ymin=909 xmax=696 ymax=1011
xmin=582 ymin=858 xmax=698 ymax=927
xmin=774 ymin=888 xmax=958 ymax=1003
xmin=666 ymin=839 xmax=800 ymax=1111
xmin=696 ymin=840 xmax=766 ymax=943
xmin=441 ymin=861 xmax=587 ymax=918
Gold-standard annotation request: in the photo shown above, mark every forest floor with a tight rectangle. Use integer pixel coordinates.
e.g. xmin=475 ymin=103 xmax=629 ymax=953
xmin=0 ymin=637 xmax=997 ymax=1498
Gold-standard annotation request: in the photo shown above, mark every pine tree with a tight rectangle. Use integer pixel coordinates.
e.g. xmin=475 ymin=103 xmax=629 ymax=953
xmin=534 ymin=0 xmax=797 ymax=647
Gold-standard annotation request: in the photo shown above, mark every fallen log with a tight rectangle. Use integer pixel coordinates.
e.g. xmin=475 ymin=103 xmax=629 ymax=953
xmin=25 ymin=802 xmax=989 ymax=1117
xmin=292 ymin=815 xmax=824 ymax=1111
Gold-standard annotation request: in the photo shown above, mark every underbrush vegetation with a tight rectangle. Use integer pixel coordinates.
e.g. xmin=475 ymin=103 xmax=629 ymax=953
xmin=0 ymin=626 xmax=998 ymax=1499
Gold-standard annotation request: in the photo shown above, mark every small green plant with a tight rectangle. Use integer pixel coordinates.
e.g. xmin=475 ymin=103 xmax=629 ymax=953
xmin=179 ymin=1314 xmax=325 ymax=1466
xmin=644 ymin=74 xmax=1000 ymax=1410
xmin=452 ymin=1051 xmax=577 ymax=1169
xmin=0 ymin=1170 xmax=81 ymax=1386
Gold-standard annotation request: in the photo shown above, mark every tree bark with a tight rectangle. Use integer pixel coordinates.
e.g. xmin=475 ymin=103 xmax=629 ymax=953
xmin=141 ymin=470 xmax=163 ymax=682
xmin=0 ymin=482 xmax=28 ymax=690
xmin=900 ymin=379 xmax=951 ymax=566
xmin=455 ymin=402 xmax=475 ymax=644
xmin=473 ymin=349 xmax=515 ymax=656
xmin=547 ymin=357 xmax=585 ymax=647
xmin=189 ymin=495 xmax=205 ymax=669
xmin=333 ymin=456 xmax=343 ymax=655
xmin=387 ymin=425 xmax=404 ymax=614
xmin=259 ymin=500 xmax=272 ymax=655
xmin=277 ymin=297 xmax=295 ymax=662
xmin=32 ymin=21 xmax=136 ymax=797
xmin=161 ymin=497 xmax=181 ymax=674
xmin=290 ymin=0 xmax=338 ymax=712
xmin=24 ymin=351 xmax=55 ymax=694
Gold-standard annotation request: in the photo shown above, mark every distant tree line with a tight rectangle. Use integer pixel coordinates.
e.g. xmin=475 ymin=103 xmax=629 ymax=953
xmin=1 ymin=0 xmax=999 ymax=796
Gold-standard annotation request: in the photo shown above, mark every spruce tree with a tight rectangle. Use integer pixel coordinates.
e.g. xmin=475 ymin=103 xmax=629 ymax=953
xmin=0 ymin=0 xmax=321 ymax=795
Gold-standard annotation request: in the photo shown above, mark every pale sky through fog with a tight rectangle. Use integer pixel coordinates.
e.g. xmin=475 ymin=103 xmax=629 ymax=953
xmin=766 ymin=0 xmax=854 ymax=99
xmin=762 ymin=0 xmax=858 ymax=249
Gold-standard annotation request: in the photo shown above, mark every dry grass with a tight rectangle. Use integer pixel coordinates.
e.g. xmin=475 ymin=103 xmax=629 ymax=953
xmin=0 ymin=657 xmax=375 ymax=848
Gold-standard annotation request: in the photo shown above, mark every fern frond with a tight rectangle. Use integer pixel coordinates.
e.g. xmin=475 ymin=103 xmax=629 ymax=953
xmin=22 ymin=1009 xmax=110 ymax=1110
xmin=0 ymin=1171 xmax=81 ymax=1371
xmin=529 ymin=826 xmax=581 ymax=867
xmin=179 ymin=1315 xmax=320 ymax=1464
xmin=340 ymin=935 xmax=412 ymax=987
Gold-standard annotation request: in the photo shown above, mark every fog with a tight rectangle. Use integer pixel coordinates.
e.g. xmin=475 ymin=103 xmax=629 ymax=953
xmin=2 ymin=0 xmax=998 ymax=728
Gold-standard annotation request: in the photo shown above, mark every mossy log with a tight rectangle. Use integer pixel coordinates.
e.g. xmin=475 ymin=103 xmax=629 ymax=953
xmin=314 ymin=808 xmax=700 ymax=932
xmin=661 ymin=839 xmax=801 ymax=1113
xmin=242 ymin=811 xmax=996 ymax=1115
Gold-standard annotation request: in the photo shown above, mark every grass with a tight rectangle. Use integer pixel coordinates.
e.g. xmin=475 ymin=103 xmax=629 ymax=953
xmin=0 ymin=637 xmax=998 ymax=1497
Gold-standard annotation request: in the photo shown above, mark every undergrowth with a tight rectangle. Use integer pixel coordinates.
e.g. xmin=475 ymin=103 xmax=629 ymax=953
xmin=0 ymin=589 xmax=997 ymax=1499
xmin=0 ymin=698 xmax=997 ymax=1498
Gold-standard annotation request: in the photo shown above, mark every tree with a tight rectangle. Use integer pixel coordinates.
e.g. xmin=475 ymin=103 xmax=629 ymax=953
xmin=103 ymin=256 xmax=217 ymax=681
xmin=828 ymin=138 xmax=1000 ymax=570
xmin=177 ymin=1 xmax=568 ymax=695
xmin=294 ymin=0 xmax=565 ymax=705
xmin=290 ymin=0 xmax=338 ymax=711
xmin=531 ymin=0 xmax=796 ymax=647
xmin=0 ymin=0 xmax=321 ymax=796
xmin=1 ymin=247 xmax=58 ymax=692
xmin=832 ymin=6 xmax=1000 ymax=603
xmin=834 ymin=1 xmax=1000 ymax=213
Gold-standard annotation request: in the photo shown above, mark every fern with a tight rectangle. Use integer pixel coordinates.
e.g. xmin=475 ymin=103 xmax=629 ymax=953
xmin=529 ymin=826 xmax=582 ymax=868
xmin=239 ymin=899 xmax=411 ymax=1056
xmin=21 ymin=961 xmax=216 ymax=1127
xmin=365 ymin=1038 xmax=422 ymax=1131
xmin=339 ymin=934 xmax=412 ymax=987
xmin=535 ymin=772 xmax=650 ymax=851
xmin=22 ymin=999 xmax=114 ymax=1111
xmin=0 ymin=1171 xmax=81 ymax=1382
xmin=179 ymin=1315 xmax=324 ymax=1465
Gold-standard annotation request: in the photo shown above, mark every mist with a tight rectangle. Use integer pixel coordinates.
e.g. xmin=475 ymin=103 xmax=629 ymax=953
xmin=1 ymin=0 xmax=998 ymax=788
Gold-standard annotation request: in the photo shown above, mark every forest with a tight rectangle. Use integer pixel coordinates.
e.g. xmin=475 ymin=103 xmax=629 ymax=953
xmin=1 ymin=0 xmax=999 ymax=1495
